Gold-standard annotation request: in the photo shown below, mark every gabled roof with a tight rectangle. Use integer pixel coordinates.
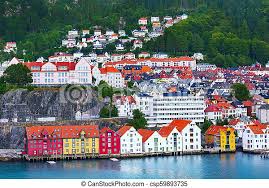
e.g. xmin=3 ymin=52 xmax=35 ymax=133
xmin=168 ymin=119 xmax=191 ymax=131
xmin=248 ymin=125 xmax=265 ymax=134
xmin=158 ymin=126 xmax=176 ymax=138
xmin=62 ymin=125 xmax=99 ymax=138
xmin=117 ymin=125 xmax=132 ymax=136
xmin=229 ymin=119 xmax=240 ymax=126
xmin=205 ymin=125 xmax=232 ymax=135
xmin=205 ymin=105 xmax=222 ymax=113
xmin=138 ymin=129 xmax=154 ymax=142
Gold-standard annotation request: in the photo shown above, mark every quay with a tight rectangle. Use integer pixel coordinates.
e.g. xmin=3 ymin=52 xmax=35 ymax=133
xmin=22 ymin=149 xmax=236 ymax=162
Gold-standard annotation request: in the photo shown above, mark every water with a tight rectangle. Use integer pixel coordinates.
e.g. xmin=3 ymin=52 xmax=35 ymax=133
xmin=0 ymin=152 xmax=268 ymax=179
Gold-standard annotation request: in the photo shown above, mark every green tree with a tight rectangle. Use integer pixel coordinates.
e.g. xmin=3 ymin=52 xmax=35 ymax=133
xmin=3 ymin=64 xmax=32 ymax=86
xmin=201 ymin=119 xmax=213 ymax=134
xmin=99 ymin=105 xmax=118 ymax=118
xmin=128 ymin=109 xmax=147 ymax=129
xmin=231 ymin=83 xmax=251 ymax=101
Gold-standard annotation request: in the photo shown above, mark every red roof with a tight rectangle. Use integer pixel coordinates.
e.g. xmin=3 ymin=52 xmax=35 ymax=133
xmin=168 ymin=119 xmax=191 ymax=131
xmin=158 ymin=126 xmax=176 ymax=137
xmin=100 ymin=67 xmax=120 ymax=74
xmin=229 ymin=119 xmax=240 ymax=126
xmin=205 ymin=125 xmax=233 ymax=135
xmin=205 ymin=105 xmax=223 ymax=113
xmin=138 ymin=129 xmax=154 ymax=142
xmin=61 ymin=125 xmax=99 ymax=138
xmin=243 ymin=100 xmax=253 ymax=107
xmin=248 ymin=125 xmax=265 ymax=134
xmin=100 ymin=127 xmax=112 ymax=134
xmin=117 ymin=125 xmax=132 ymax=136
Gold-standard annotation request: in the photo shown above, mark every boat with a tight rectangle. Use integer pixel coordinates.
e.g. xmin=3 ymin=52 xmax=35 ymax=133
xmin=110 ymin=158 xmax=119 ymax=162
xmin=46 ymin=161 xmax=56 ymax=164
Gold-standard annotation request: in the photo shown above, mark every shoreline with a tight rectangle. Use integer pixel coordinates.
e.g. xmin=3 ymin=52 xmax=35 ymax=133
xmin=0 ymin=149 xmax=237 ymax=162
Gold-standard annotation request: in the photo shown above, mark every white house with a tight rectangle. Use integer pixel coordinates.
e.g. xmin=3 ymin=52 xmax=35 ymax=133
xmin=117 ymin=126 xmax=142 ymax=154
xmin=92 ymin=66 xmax=125 ymax=88
xmin=25 ymin=58 xmax=92 ymax=85
xmin=4 ymin=42 xmax=17 ymax=53
xmin=48 ymin=52 xmax=74 ymax=62
xmin=116 ymin=43 xmax=125 ymax=51
xmin=111 ymin=54 xmax=124 ymax=62
xmin=133 ymin=40 xmax=143 ymax=49
xmin=94 ymin=30 xmax=102 ymax=36
xmin=169 ymin=120 xmax=201 ymax=152
xmin=257 ymin=104 xmax=269 ymax=123
xmin=124 ymin=53 xmax=135 ymax=60
xmin=0 ymin=57 xmax=21 ymax=76
xmin=138 ymin=129 xmax=166 ymax=153
xmin=138 ymin=17 xmax=148 ymax=25
xmin=242 ymin=125 xmax=269 ymax=151
xmin=158 ymin=125 xmax=182 ymax=152
xmin=138 ymin=52 xmax=151 ymax=59
xmin=205 ymin=105 xmax=223 ymax=122
xmin=118 ymin=30 xmax=126 ymax=37
xmin=151 ymin=17 xmax=160 ymax=23
xmin=114 ymin=96 xmax=137 ymax=117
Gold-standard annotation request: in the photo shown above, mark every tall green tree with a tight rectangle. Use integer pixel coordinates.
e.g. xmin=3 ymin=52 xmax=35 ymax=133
xmin=128 ymin=109 xmax=147 ymax=129
xmin=3 ymin=64 xmax=32 ymax=87
xmin=231 ymin=83 xmax=251 ymax=101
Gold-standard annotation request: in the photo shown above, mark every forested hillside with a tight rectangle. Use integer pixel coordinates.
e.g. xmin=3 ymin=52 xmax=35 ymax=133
xmin=0 ymin=0 xmax=269 ymax=67
xmin=144 ymin=0 xmax=269 ymax=66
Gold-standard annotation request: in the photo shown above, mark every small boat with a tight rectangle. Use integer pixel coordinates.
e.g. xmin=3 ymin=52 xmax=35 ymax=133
xmin=110 ymin=158 xmax=119 ymax=162
xmin=46 ymin=161 xmax=56 ymax=164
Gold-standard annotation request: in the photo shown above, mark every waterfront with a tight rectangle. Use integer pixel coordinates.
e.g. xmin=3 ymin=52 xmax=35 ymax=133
xmin=0 ymin=152 xmax=268 ymax=179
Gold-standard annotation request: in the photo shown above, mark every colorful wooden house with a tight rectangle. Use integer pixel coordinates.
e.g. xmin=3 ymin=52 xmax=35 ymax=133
xmin=205 ymin=125 xmax=236 ymax=152
xmin=26 ymin=126 xmax=63 ymax=157
xmin=62 ymin=125 xmax=99 ymax=156
xmin=99 ymin=127 xmax=120 ymax=155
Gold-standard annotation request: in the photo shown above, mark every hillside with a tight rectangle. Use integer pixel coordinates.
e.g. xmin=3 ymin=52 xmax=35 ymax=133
xmin=0 ymin=0 xmax=269 ymax=67
xmin=144 ymin=0 xmax=269 ymax=67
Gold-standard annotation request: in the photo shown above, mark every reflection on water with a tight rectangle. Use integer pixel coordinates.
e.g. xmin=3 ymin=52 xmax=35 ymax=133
xmin=1 ymin=152 xmax=269 ymax=179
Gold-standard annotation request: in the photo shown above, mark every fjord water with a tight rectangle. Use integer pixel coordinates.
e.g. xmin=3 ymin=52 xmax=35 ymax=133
xmin=0 ymin=152 xmax=268 ymax=179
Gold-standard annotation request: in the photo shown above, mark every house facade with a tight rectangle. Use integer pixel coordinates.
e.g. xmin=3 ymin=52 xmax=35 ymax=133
xmin=99 ymin=127 xmax=121 ymax=155
xmin=62 ymin=125 xmax=99 ymax=156
xmin=26 ymin=126 xmax=63 ymax=157
xmin=138 ymin=129 xmax=165 ymax=153
xmin=205 ymin=126 xmax=236 ymax=152
xmin=117 ymin=126 xmax=142 ymax=154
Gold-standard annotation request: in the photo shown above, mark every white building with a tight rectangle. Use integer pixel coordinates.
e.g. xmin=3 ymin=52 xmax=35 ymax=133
xmin=92 ymin=66 xmax=125 ymax=88
xmin=196 ymin=63 xmax=217 ymax=71
xmin=138 ymin=52 xmax=151 ymax=59
xmin=114 ymin=96 xmax=137 ymax=117
xmin=117 ymin=126 xmax=142 ymax=154
xmin=158 ymin=125 xmax=182 ymax=152
xmin=158 ymin=119 xmax=201 ymax=153
xmin=134 ymin=91 xmax=205 ymax=127
xmin=25 ymin=58 xmax=92 ymax=85
xmin=0 ymin=57 xmax=22 ymax=76
xmin=257 ymin=104 xmax=269 ymax=123
xmin=48 ymin=52 xmax=74 ymax=62
xmin=4 ymin=42 xmax=17 ymax=53
xmin=151 ymin=17 xmax=160 ymax=23
xmin=138 ymin=129 xmax=166 ymax=153
xmin=242 ymin=125 xmax=269 ymax=151
xmin=205 ymin=105 xmax=223 ymax=122
xmin=138 ymin=17 xmax=148 ymax=25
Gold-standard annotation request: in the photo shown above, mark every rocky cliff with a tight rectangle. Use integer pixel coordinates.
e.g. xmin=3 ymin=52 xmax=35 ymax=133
xmin=0 ymin=87 xmax=103 ymax=122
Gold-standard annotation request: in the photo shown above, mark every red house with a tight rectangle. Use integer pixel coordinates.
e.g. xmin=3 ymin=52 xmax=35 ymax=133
xmin=99 ymin=127 xmax=120 ymax=155
xmin=26 ymin=126 xmax=63 ymax=157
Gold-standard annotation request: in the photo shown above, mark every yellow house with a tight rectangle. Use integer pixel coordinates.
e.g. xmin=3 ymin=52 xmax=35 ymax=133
xmin=62 ymin=125 xmax=99 ymax=156
xmin=205 ymin=126 xmax=236 ymax=152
